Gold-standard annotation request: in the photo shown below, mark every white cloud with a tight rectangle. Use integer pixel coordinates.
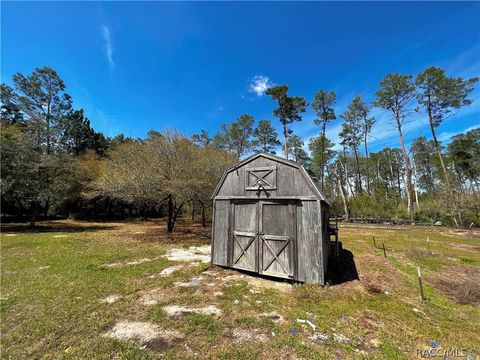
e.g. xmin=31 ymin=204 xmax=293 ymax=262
xmin=101 ymin=25 xmax=115 ymax=70
xmin=248 ymin=75 xmax=273 ymax=96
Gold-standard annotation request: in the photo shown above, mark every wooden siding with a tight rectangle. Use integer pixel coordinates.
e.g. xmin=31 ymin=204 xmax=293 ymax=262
xmin=217 ymin=157 xmax=317 ymax=198
xmin=296 ymin=200 xmax=322 ymax=283
xmin=321 ymin=204 xmax=330 ymax=281
xmin=212 ymin=200 xmax=229 ymax=266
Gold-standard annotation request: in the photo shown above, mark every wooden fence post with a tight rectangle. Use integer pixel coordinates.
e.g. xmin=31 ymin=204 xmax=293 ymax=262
xmin=417 ymin=267 xmax=425 ymax=301
xmin=373 ymin=236 xmax=377 ymax=248
xmin=382 ymin=241 xmax=387 ymax=258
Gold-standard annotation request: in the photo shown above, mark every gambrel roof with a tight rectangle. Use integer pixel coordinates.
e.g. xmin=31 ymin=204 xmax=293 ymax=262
xmin=211 ymin=152 xmax=330 ymax=205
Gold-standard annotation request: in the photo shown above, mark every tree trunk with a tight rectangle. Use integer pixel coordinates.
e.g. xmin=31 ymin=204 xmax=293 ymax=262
xmin=29 ymin=201 xmax=37 ymax=228
xmin=428 ymin=109 xmax=450 ymax=188
xmin=428 ymin=105 xmax=462 ymax=226
xmin=199 ymin=200 xmax=206 ymax=227
xmin=320 ymin=122 xmax=326 ymax=191
xmin=341 ymin=146 xmax=354 ymax=197
xmin=353 ymin=146 xmax=362 ymax=194
xmin=167 ymin=195 xmax=175 ymax=233
xmin=283 ymin=123 xmax=288 ymax=160
xmin=412 ymin=156 xmax=420 ymax=209
xmin=43 ymin=200 xmax=49 ymax=218
xmin=191 ymin=202 xmax=195 ymax=221
xmin=364 ymin=133 xmax=370 ymax=195
xmin=142 ymin=205 xmax=148 ymax=221
xmin=46 ymin=113 xmax=51 ymax=155
xmin=395 ymin=115 xmax=414 ymax=222
xmin=107 ymin=199 xmax=113 ymax=219
xmin=338 ymin=178 xmax=349 ymax=222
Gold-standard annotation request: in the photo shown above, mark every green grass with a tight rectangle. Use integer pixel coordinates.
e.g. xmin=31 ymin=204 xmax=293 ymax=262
xmin=1 ymin=220 xmax=479 ymax=359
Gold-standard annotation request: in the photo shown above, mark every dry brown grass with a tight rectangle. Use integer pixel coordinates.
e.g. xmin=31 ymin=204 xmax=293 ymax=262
xmin=355 ymin=254 xmax=404 ymax=294
xmin=429 ymin=266 xmax=480 ymax=306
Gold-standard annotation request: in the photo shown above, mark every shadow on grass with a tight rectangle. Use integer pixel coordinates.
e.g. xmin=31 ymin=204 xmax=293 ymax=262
xmin=1 ymin=222 xmax=118 ymax=234
xmin=326 ymin=243 xmax=359 ymax=286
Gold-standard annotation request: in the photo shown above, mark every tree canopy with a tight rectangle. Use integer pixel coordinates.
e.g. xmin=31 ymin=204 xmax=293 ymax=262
xmin=1 ymin=65 xmax=478 ymax=228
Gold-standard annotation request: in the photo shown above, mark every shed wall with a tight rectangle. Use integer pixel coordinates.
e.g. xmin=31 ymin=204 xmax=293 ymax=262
xmin=321 ymin=203 xmax=330 ymax=281
xmin=296 ymin=200 xmax=322 ymax=283
xmin=212 ymin=200 xmax=229 ymax=266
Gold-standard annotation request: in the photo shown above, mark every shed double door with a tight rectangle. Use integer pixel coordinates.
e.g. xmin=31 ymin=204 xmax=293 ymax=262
xmin=230 ymin=200 xmax=296 ymax=279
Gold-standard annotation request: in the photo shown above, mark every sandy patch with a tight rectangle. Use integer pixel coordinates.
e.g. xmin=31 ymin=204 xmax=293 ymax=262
xmin=104 ymin=258 xmax=154 ymax=268
xmin=202 ymin=270 xmax=218 ymax=277
xmin=259 ymin=311 xmax=284 ymax=323
xmin=174 ymin=276 xmax=202 ymax=287
xmin=447 ymin=242 xmax=480 ymax=252
xmin=162 ymin=305 xmax=221 ymax=317
xmin=442 ymin=228 xmax=480 ymax=239
xmin=139 ymin=288 xmax=164 ymax=306
xmin=149 ymin=265 xmax=183 ymax=278
xmin=230 ymin=328 xmax=269 ymax=343
xmin=53 ymin=235 xmax=68 ymax=238
xmin=103 ymin=321 xmax=184 ymax=350
xmin=333 ymin=332 xmax=352 ymax=344
xmin=309 ymin=332 xmax=330 ymax=344
xmin=99 ymin=294 xmax=121 ymax=304
xmin=165 ymin=245 xmax=211 ymax=263
xmin=249 ymin=277 xmax=292 ymax=292
xmin=223 ymin=274 xmax=246 ymax=281
xmin=4 ymin=234 xmax=17 ymax=237
xmin=222 ymin=273 xmax=292 ymax=292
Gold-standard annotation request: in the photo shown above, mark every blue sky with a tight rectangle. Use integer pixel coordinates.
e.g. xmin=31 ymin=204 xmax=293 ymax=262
xmin=2 ymin=1 xmax=479 ymax=153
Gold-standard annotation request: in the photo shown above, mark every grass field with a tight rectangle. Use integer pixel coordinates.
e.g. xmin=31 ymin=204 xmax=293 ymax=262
xmin=1 ymin=220 xmax=479 ymax=359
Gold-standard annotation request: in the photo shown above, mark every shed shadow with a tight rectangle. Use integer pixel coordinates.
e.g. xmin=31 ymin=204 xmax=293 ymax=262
xmin=325 ymin=242 xmax=359 ymax=285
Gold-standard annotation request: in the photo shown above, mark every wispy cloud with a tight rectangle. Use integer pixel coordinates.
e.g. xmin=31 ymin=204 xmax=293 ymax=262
xmin=249 ymin=75 xmax=273 ymax=96
xmin=101 ymin=25 xmax=115 ymax=70
xmin=438 ymin=124 xmax=480 ymax=143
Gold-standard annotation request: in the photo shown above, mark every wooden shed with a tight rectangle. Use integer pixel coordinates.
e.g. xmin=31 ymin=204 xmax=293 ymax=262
xmin=211 ymin=153 xmax=331 ymax=284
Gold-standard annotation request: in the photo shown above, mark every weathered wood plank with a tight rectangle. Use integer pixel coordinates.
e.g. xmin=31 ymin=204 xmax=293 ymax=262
xmin=212 ymin=200 xmax=229 ymax=266
xmin=296 ymin=200 xmax=322 ymax=283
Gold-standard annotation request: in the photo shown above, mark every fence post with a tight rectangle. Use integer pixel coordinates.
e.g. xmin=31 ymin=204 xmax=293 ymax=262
xmin=382 ymin=241 xmax=387 ymax=258
xmin=417 ymin=267 xmax=426 ymax=301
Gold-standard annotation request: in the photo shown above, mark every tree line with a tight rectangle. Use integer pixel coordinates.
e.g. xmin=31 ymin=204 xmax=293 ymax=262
xmin=1 ymin=66 xmax=479 ymax=229
xmin=1 ymin=67 xmax=236 ymax=230
xmin=194 ymin=68 xmax=478 ymax=227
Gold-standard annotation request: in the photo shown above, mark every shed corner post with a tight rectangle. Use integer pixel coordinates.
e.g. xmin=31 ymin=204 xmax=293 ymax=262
xmin=210 ymin=200 xmax=216 ymax=267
